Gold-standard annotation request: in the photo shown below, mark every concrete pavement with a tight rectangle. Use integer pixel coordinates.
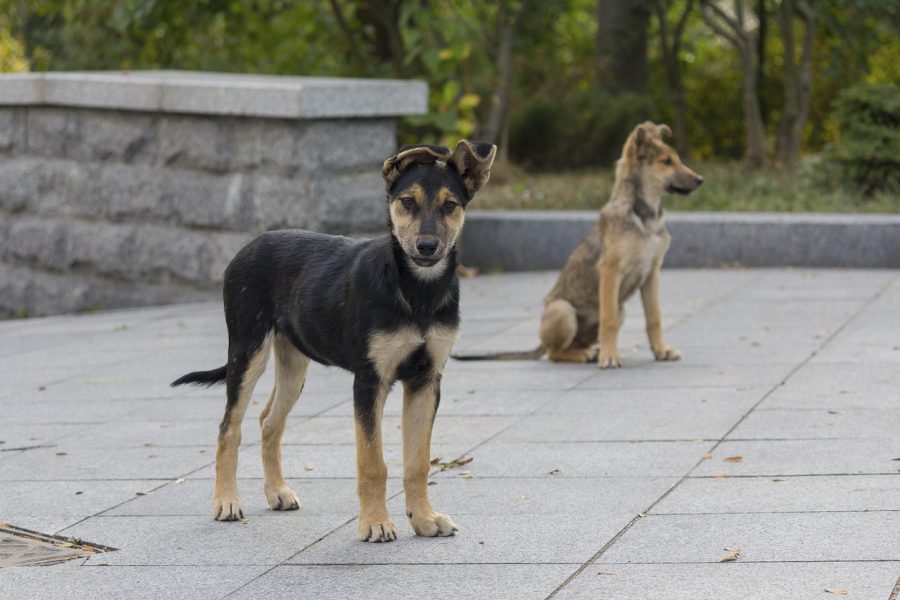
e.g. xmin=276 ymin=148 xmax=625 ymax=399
xmin=1 ymin=269 xmax=898 ymax=599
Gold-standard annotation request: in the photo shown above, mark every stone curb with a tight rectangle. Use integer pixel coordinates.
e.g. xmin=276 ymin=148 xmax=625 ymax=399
xmin=0 ymin=71 xmax=428 ymax=119
xmin=459 ymin=210 xmax=900 ymax=270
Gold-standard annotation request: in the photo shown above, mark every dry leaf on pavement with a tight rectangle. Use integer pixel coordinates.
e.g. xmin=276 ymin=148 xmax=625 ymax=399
xmin=717 ymin=547 xmax=742 ymax=562
xmin=824 ymin=588 xmax=848 ymax=595
xmin=723 ymin=455 xmax=743 ymax=462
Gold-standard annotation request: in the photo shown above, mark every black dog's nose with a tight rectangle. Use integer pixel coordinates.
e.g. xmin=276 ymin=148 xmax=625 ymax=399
xmin=416 ymin=239 xmax=439 ymax=256
xmin=695 ymin=175 xmax=704 ymax=186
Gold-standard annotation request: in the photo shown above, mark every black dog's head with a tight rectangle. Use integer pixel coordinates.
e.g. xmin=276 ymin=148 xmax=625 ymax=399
xmin=382 ymin=140 xmax=496 ymax=271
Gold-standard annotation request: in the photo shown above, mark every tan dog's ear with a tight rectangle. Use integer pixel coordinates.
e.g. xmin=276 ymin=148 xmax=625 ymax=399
xmin=656 ymin=123 xmax=672 ymax=138
xmin=448 ymin=140 xmax=497 ymax=196
xmin=383 ymin=144 xmax=452 ymax=189
xmin=633 ymin=123 xmax=660 ymax=160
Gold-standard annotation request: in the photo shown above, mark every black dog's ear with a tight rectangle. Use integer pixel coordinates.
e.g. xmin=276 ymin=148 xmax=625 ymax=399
xmin=448 ymin=140 xmax=497 ymax=196
xmin=382 ymin=144 xmax=452 ymax=189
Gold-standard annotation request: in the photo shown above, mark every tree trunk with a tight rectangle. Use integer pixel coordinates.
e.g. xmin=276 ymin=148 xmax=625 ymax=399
xmin=742 ymin=50 xmax=767 ymax=168
xmin=776 ymin=0 xmax=814 ymax=167
xmin=484 ymin=0 xmax=529 ymax=145
xmin=596 ymin=0 xmax=650 ymax=92
xmin=653 ymin=0 xmax=694 ymax=158
xmin=701 ymin=0 xmax=767 ymax=168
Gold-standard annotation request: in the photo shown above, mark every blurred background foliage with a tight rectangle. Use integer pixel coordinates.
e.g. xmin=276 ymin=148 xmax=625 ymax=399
xmin=0 ymin=0 xmax=897 ymax=209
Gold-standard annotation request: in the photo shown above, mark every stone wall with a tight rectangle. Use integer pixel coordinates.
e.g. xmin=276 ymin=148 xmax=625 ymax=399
xmin=0 ymin=72 xmax=426 ymax=317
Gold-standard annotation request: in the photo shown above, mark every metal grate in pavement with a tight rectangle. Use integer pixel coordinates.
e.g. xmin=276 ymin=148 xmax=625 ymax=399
xmin=0 ymin=524 xmax=115 ymax=567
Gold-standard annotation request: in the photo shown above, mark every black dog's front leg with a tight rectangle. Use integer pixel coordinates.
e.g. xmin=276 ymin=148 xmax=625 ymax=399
xmin=353 ymin=373 xmax=396 ymax=542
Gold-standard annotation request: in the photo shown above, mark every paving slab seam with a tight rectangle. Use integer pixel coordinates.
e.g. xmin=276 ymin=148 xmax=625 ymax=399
xmin=598 ymin=559 xmax=900 ymax=565
xmin=544 ymin=272 xmax=900 ymax=599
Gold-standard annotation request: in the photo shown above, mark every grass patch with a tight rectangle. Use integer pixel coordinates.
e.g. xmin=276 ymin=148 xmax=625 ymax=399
xmin=477 ymin=160 xmax=899 ymax=213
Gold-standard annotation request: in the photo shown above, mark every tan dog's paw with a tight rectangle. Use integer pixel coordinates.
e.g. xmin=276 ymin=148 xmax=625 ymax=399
xmin=359 ymin=518 xmax=398 ymax=543
xmin=653 ymin=346 xmax=682 ymax=361
xmin=598 ymin=350 xmax=622 ymax=369
xmin=213 ymin=495 xmax=245 ymax=521
xmin=265 ymin=486 xmax=301 ymax=511
xmin=409 ymin=511 xmax=458 ymax=537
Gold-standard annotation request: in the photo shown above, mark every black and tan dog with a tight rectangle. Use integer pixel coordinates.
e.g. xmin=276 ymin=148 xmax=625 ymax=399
xmin=456 ymin=121 xmax=701 ymax=368
xmin=172 ymin=140 xmax=496 ymax=542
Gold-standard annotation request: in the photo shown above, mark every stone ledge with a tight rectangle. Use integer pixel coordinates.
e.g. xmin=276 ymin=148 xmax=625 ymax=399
xmin=0 ymin=71 xmax=428 ymax=119
xmin=459 ymin=210 xmax=900 ymax=270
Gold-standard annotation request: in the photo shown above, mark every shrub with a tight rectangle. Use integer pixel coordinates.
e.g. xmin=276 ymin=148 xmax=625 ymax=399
xmin=508 ymin=90 xmax=654 ymax=170
xmin=819 ymin=84 xmax=900 ymax=195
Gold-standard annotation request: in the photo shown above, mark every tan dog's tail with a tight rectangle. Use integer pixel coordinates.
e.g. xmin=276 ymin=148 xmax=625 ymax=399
xmin=452 ymin=344 xmax=545 ymax=361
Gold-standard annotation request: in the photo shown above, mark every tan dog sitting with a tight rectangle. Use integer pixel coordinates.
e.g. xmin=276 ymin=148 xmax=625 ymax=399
xmin=539 ymin=121 xmax=703 ymax=368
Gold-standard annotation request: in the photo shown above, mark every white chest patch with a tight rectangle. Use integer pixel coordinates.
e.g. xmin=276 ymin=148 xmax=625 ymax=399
xmin=367 ymin=325 xmax=459 ymax=382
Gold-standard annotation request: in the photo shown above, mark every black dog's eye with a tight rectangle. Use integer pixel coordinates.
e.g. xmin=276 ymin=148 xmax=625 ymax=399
xmin=442 ymin=200 xmax=458 ymax=213
xmin=663 ymin=157 xmax=674 ymax=166
xmin=399 ymin=197 xmax=415 ymax=211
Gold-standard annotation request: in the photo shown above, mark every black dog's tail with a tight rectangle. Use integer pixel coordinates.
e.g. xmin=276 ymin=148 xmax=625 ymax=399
xmin=171 ymin=365 xmax=227 ymax=388
xmin=452 ymin=344 xmax=545 ymax=361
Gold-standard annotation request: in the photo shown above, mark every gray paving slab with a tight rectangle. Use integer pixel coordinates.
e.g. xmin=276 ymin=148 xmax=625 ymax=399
xmin=0 ymin=445 xmax=213 ymax=481
xmin=442 ymin=440 xmax=709 ymax=478
xmin=281 ymin=415 xmax=517 ymax=447
xmin=290 ymin=512 xmax=634 ymax=564
xmin=106 ymin=478 xmax=395 ymax=518
xmin=730 ymin=405 xmax=900 ymax=439
xmin=691 ymin=439 xmax=900 ymax=476
xmin=230 ymin=564 xmax=579 ymax=600
xmin=575 ymin=362 xmax=793 ymax=390
xmin=390 ymin=476 xmax=678 ymax=517
xmin=597 ymin=512 xmax=900 ymax=564
xmin=0 ymin=565 xmax=268 ymax=600
xmin=654 ymin=475 xmax=900 ymax=513
xmin=555 ymin=562 xmax=900 ymax=600
xmin=69 ymin=514 xmax=348 ymax=566
xmin=1 ymin=268 xmax=898 ymax=598
xmin=502 ymin=388 xmax=760 ymax=441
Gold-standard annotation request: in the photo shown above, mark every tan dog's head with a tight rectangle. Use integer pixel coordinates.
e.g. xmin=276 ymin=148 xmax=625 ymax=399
xmin=620 ymin=121 xmax=703 ymax=196
xmin=382 ymin=140 xmax=496 ymax=271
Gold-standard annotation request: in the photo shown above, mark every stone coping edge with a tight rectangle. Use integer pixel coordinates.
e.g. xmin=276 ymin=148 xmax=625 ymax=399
xmin=458 ymin=210 xmax=900 ymax=270
xmin=0 ymin=70 xmax=428 ymax=119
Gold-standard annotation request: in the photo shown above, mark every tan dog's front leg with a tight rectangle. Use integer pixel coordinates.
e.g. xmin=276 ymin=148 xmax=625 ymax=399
xmin=597 ymin=261 xmax=623 ymax=368
xmin=402 ymin=380 xmax=457 ymax=537
xmin=640 ymin=264 xmax=681 ymax=361
xmin=354 ymin=376 xmax=396 ymax=542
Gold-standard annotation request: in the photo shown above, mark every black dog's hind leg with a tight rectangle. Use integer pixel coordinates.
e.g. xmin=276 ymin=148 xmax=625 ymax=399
xmin=353 ymin=373 xmax=396 ymax=542
xmin=214 ymin=333 xmax=273 ymax=521
xmin=259 ymin=334 xmax=310 ymax=511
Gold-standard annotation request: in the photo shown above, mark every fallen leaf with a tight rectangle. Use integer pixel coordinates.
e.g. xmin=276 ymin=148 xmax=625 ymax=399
xmin=713 ymin=473 xmax=728 ymax=479
xmin=428 ymin=480 xmax=437 ymax=486
xmin=520 ymin=496 xmax=528 ymax=501
xmin=723 ymin=455 xmax=743 ymax=462
xmin=303 ymin=466 xmax=314 ymax=472
xmin=824 ymin=588 xmax=848 ymax=596
xmin=37 ymin=385 xmax=46 ymax=391
xmin=548 ymin=469 xmax=561 ymax=476
xmin=637 ymin=512 xmax=646 ymax=518
xmin=461 ymin=471 xmax=474 ymax=479
xmin=702 ymin=452 xmax=714 ymax=460
xmin=718 ymin=547 xmax=742 ymax=562
xmin=431 ymin=455 xmax=474 ymax=471
xmin=174 ymin=477 xmax=185 ymax=484
xmin=772 ymin=478 xmax=787 ymax=482
xmin=596 ymin=571 xmax=616 ymax=576
xmin=55 ymin=452 xmax=67 ymax=456
xmin=478 ymin=540 xmax=484 ymax=545
xmin=75 ymin=491 xmax=83 ymax=495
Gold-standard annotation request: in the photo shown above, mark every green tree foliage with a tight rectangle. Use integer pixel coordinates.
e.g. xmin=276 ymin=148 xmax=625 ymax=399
xmin=819 ymin=84 xmax=899 ymax=195
xmin=0 ymin=0 xmax=897 ymax=178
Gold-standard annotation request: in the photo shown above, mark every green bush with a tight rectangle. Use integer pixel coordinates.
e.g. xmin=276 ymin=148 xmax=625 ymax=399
xmin=508 ymin=90 xmax=654 ymax=170
xmin=820 ymin=84 xmax=900 ymax=195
